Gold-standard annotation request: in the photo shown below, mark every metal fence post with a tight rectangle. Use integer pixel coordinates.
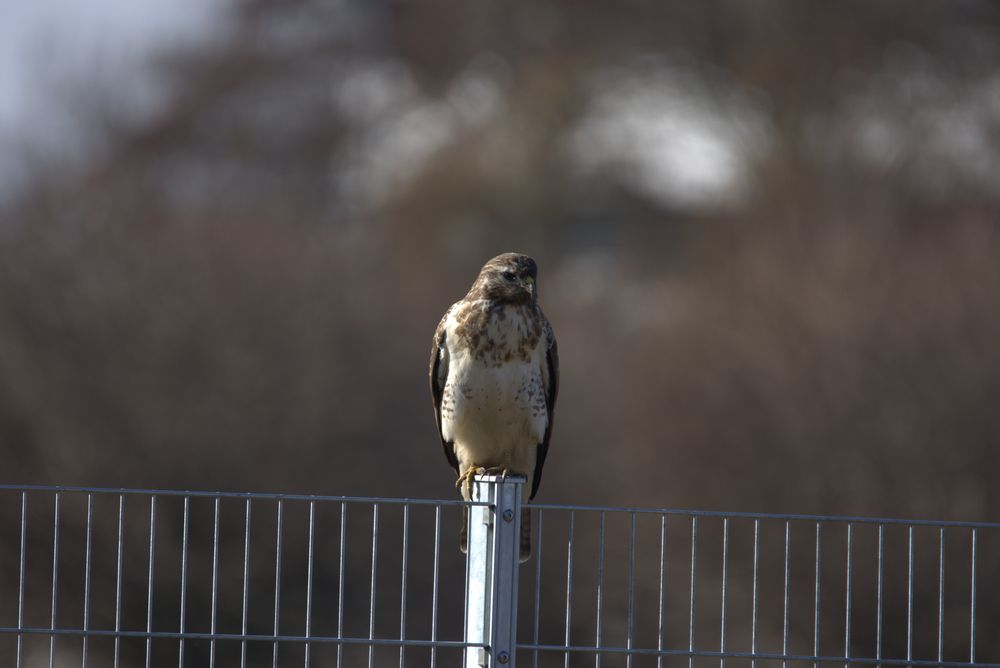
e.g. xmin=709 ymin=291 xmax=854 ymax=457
xmin=465 ymin=474 xmax=524 ymax=667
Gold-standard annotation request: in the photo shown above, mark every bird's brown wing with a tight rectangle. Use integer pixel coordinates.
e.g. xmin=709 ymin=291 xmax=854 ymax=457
xmin=429 ymin=313 xmax=459 ymax=474
xmin=530 ymin=319 xmax=559 ymax=499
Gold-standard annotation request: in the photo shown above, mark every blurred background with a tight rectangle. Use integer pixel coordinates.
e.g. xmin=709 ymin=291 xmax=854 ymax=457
xmin=1 ymin=0 xmax=999 ymax=666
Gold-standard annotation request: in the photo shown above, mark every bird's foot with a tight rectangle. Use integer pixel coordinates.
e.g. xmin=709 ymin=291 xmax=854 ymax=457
xmin=480 ymin=466 xmax=511 ymax=482
xmin=455 ymin=467 xmax=485 ymax=498
xmin=455 ymin=467 xmax=514 ymax=498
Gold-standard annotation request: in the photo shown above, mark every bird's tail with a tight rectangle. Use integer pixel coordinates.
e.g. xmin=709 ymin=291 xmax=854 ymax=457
xmin=460 ymin=505 xmax=468 ymax=554
xmin=459 ymin=507 xmax=533 ymax=563
xmin=519 ymin=508 xmax=531 ymax=563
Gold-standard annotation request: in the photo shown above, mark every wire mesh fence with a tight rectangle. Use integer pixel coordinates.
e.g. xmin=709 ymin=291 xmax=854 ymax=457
xmin=0 ymin=485 xmax=486 ymax=668
xmin=0 ymin=481 xmax=998 ymax=667
xmin=523 ymin=504 xmax=999 ymax=668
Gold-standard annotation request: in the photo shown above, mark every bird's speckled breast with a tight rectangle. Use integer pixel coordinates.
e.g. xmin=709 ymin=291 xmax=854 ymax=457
xmin=438 ymin=302 xmax=549 ymax=472
xmin=452 ymin=301 xmax=544 ymax=367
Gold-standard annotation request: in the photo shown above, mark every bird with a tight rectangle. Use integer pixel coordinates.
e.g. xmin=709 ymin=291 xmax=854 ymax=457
xmin=429 ymin=252 xmax=559 ymax=562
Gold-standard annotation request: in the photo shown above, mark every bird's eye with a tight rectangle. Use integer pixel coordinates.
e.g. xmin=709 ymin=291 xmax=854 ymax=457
xmin=502 ymin=271 xmax=516 ymax=282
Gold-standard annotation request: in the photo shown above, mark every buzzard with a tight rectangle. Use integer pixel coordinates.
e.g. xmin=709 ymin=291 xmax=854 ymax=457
xmin=429 ymin=253 xmax=559 ymax=562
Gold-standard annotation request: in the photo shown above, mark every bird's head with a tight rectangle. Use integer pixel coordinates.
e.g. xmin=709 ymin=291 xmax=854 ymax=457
xmin=469 ymin=252 xmax=539 ymax=305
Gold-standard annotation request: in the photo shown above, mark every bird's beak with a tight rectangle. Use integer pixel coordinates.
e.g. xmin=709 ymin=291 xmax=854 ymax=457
xmin=522 ymin=275 xmax=536 ymax=298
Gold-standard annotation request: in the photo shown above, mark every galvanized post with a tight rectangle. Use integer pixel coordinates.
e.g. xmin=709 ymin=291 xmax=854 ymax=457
xmin=465 ymin=474 xmax=524 ymax=667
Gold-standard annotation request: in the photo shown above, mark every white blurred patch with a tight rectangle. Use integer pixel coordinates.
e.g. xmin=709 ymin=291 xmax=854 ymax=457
xmin=336 ymin=61 xmax=418 ymax=123
xmin=566 ymin=61 xmax=772 ymax=212
xmin=821 ymin=42 xmax=1000 ymax=199
xmin=447 ymin=56 xmax=507 ymax=126
xmin=334 ymin=56 xmax=510 ymax=211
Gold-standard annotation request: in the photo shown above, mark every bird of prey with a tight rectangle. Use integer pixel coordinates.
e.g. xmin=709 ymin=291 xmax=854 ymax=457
xmin=429 ymin=253 xmax=559 ymax=562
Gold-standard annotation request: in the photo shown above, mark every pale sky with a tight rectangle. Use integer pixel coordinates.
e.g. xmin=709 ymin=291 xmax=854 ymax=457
xmin=0 ymin=0 xmax=227 ymax=142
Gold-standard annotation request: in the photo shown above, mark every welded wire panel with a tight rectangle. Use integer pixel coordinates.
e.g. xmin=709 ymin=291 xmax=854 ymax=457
xmin=2 ymin=484 xmax=1000 ymax=668
xmin=520 ymin=503 xmax=1000 ymax=668
xmin=0 ymin=485 xmax=485 ymax=668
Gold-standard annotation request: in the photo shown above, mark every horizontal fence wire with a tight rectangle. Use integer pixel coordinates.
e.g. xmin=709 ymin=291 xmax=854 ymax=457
xmin=0 ymin=483 xmax=998 ymax=667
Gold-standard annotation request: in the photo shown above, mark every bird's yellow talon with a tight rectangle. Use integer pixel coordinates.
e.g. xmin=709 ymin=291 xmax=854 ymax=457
xmin=456 ymin=467 xmax=487 ymax=498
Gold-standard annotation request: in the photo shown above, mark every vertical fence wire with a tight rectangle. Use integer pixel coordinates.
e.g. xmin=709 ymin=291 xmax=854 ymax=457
xmin=783 ymin=521 xmax=791 ymax=668
xmin=82 ymin=494 xmax=93 ymax=668
xmin=751 ymin=518 xmax=760 ymax=668
xmin=16 ymin=492 xmax=27 ymax=668
xmin=48 ymin=493 xmax=60 ymax=668
xmin=813 ymin=522 xmax=822 ymax=668
xmin=970 ymin=528 xmax=978 ymax=664
xmin=626 ymin=512 xmax=636 ymax=668
xmin=907 ymin=526 xmax=915 ymax=664
xmin=876 ymin=524 xmax=884 ymax=664
xmin=844 ymin=524 xmax=853 ymax=668
xmin=430 ymin=505 xmax=441 ymax=668
xmin=398 ymin=504 xmax=409 ymax=668
xmin=144 ymin=497 xmax=157 ymax=668
xmin=368 ymin=503 xmax=379 ymax=668
xmin=240 ymin=499 xmax=251 ymax=668
xmin=114 ymin=495 xmax=126 ymax=668
xmin=938 ymin=528 xmax=946 ymax=664
xmin=305 ymin=501 xmax=316 ymax=668
xmin=178 ymin=497 xmax=190 ymax=668
xmin=656 ymin=514 xmax=666 ymax=668
xmin=533 ymin=509 xmax=544 ymax=668
xmin=720 ymin=517 xmax=729 ymax=668
xmin=272 ymin=500 xmax=284 ymax=668
xmin=688 ymin=518 xmax=698 ymax=668
xmin=563 ymin=511 xmax=575 ymax=668
xmin=209 ymin=498 xmax=220 ymax=668
xmin=595 ymin=511 xmax=606 ymax=668
xmin=337 ymin=502 xmax=347 ymax=668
